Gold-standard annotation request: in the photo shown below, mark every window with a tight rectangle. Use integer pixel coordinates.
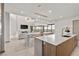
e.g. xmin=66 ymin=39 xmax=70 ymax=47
xmin=47 ymin=24 xmax=55 ymax=32
xmin=52 ymin=25 xmax=55 ymax=29
xmin=33 ymin=26 xmax=36 ymax=32
xmin=48 ymin=25 xmax=51 ymax=32
xmin=31 ymin=24 xmax=55 ymax=33
xmin=44 ymin=26 xmax=48 ymax=32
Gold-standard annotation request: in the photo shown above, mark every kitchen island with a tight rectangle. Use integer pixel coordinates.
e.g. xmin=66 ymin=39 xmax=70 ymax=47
xmin=34 ymin=34 xmax=78 ymax=56
xmin=23 ymin=32 xmax=53 ymax=47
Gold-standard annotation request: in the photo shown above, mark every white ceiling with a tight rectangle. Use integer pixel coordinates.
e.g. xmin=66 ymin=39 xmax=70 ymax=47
xmin=4 ymin=3 xmax=79 ymax=21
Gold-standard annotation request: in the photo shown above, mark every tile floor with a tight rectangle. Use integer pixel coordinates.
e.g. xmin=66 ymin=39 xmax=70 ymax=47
xmin=0 ymin=38 xmax=34 ymax=56
xmin=0 ymin=38 xmax=79 ymax=56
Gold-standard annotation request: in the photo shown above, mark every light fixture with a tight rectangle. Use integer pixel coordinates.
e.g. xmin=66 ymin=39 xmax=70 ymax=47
xmin=48 ymin=10 xmax=52 ymax=13
xmin=20 ymin=11 xmax=23 ymax=14
xmin=59 ymin=16 xmax=63 ymax=18
xmin=25 ymin=17 xmax=27 ymax=20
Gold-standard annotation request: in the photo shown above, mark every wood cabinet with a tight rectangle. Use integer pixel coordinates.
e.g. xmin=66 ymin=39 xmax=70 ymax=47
xmin=42 ymin=36 xmax=78 ymax=56
xmin=73 ymin=20 xmax=79 ymax=41
xmin=57 ymin=37 xmax=74 ymax=56
xmin=42 ymin=42 xmax=56 ymax=56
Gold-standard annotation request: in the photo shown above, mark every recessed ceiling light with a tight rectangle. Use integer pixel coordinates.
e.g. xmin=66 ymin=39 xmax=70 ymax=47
xmin=25 ymin=17 xmax=27 ymax=20
xmin=20 ymin=11 xmax=23 ymax=14
xmin=59 ymin=16 xmax=63 ymax=18
xmin=48 ymin=10 xmax=52 ymax=13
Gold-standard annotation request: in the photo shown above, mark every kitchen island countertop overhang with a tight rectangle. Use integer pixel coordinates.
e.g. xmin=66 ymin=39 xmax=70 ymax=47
xmin=34 ymin=34 xmax=78 ymax=56
xmin=35 ymin=34 xmax=77 ymax=46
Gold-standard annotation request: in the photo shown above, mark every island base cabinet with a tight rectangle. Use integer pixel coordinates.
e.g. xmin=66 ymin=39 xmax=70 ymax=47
xmin=42 ymin=36 xmax=77 ymax=56
xmin=42 ymin=42 xmax=56 ymax=56
xmin=56 ymin=36 xmax=77 ymax=56
xmin=57 ymin=37 xmax=74 ymax=56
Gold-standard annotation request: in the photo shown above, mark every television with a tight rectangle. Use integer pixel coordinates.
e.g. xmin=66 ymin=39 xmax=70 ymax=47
xmin=20 ymin=25 xmax=28 ymax=29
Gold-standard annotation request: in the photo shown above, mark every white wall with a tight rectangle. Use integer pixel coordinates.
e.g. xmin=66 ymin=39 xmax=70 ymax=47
xmin=49 ymin=16 xmax=79 ymax=36
xmin=10 ymin=14 xmax=31 ymax=39
xmin=10 ymin=14 xmax=17 ymax=39
xmin=4 ymin=12 xmax=10 ymax=42
xmin=17 ymin=15 xmax=30 ymax=33
xmin=55 ymin=18 xmax=73 ymax=36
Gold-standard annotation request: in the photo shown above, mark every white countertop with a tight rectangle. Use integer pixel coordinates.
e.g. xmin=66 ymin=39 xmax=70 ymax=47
xmin=35 ymin=34 xmax=77 ymax=46
xmin=27 ymin=32 xmax=53 ymax=34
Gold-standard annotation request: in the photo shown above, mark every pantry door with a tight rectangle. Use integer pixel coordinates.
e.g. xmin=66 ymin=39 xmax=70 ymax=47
xmin=73 ymin=20 xmax=79 ymax=41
